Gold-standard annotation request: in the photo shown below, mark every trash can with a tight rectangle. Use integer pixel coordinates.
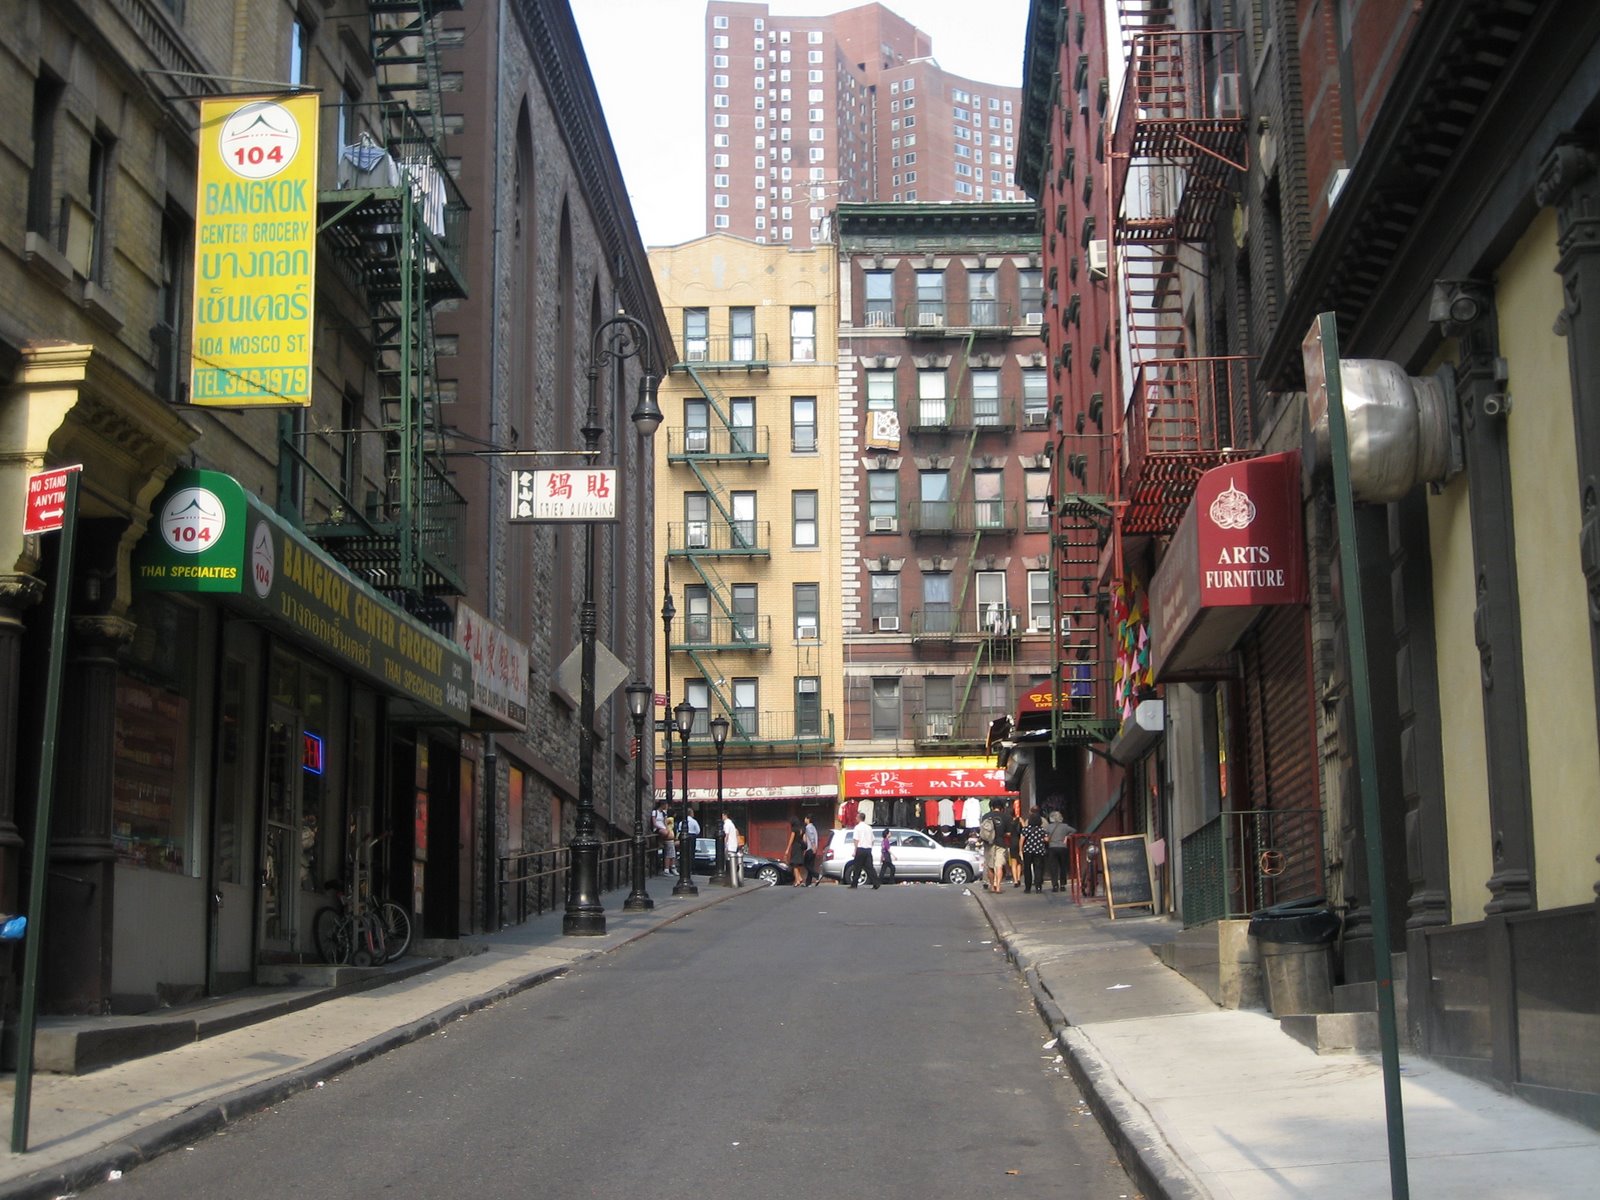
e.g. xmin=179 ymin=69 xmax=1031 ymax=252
xmin=1248 ymin=898 xmax=1340 ymax=1017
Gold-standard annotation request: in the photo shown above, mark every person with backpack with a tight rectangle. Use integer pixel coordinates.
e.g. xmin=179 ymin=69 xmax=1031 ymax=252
xmin=979 ymin=798 xmax=1009 ymax=893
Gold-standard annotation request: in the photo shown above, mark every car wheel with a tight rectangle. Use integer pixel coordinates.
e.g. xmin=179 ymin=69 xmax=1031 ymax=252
xmin=943 ymin=863 xmax=973 ymax=886
xmin=842 ymin=863 xmax=859 ymax=887
xmin=756 ymin=864 xmax=781 ymax=886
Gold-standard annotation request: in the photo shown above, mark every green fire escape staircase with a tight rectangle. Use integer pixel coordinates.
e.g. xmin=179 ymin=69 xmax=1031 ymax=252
xmin=298 ymin=0 xmax=468 ymax=631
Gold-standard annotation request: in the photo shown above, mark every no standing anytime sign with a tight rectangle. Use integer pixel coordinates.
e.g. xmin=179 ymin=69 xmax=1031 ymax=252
xmin=23 ymin=465 xmax=82 ymax=535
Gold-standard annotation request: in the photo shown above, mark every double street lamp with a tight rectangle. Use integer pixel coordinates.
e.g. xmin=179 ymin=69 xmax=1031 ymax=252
xmin=709 ymin=715 xmax=731 ymax=885
xmin=623 ymin=680 xmax=654 ymax=912
xmin=565 ymin=313 xmax=662 ymax=938
xmin=672 ymin=699 xmax=698 ymax=896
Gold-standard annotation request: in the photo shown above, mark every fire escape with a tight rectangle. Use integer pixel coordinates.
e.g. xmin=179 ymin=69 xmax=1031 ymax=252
xmin=300 ymin=0 xmax=468 ymax=630
xmin=667 ymin=338 xmax=834 ymax=753
xmin=903 ymin=291 xmax=1029 ymax=750
xmin=1110 ymin=16 xmax=1252 ymax=543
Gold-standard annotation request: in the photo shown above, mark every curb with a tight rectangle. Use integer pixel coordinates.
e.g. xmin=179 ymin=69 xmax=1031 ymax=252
xmin=0 ymin=888 xmax=747 ymax=1200
xmin=972 ymin=891 xmax=1212 ymax=1200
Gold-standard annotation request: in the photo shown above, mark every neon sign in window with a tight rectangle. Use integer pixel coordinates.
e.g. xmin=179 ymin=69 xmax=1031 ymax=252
xmin=302 ymin=731 xmax=325 ymax=775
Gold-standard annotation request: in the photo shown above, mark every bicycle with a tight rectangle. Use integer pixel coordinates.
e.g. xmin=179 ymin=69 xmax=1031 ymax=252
xmin=312 ymin=833 xmax=412 ymax=966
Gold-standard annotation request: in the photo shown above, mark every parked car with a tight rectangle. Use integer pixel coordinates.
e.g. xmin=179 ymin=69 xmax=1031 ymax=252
xmin=692 ymin=837 xmax=792 ymax=885
xmin=821 ymin=827 xmax=981 ymax=886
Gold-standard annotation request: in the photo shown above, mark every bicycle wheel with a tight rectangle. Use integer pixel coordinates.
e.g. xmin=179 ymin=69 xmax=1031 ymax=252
xmin=378 ymin=902 xmax=412 ymax=962
xmin=313 ymin=906 xmax=351 ymax=965
xmin=352 ymin=915 xmax=383 ymax=968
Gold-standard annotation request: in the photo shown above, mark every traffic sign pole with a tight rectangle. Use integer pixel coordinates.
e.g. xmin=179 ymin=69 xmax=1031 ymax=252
xmin=11 ymin=468 xmax=80 ymax=1153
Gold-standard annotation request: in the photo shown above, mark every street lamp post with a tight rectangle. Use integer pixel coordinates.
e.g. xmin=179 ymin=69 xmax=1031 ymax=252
xmin=673 ymin=700 xmax=698 ymax=896
xmin=623 ymin=680 xmax=654 ymax=912
xmin=565 ymin=313 xmax=663 ymax=938
xmin=709 ymin=715 xmax=730 ymax=885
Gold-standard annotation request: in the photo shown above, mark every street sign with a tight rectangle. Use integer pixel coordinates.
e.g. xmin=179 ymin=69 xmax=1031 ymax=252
xmin=23 ymin=465 xmax=83 ymax=535
xmin=509 ymin=468 xmax=618 ymax=522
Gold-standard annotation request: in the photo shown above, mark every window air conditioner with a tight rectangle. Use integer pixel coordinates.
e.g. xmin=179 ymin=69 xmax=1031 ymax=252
xmin=1030 ymin=616 xmax=1052 ymax=633
xmin=797 ymin=625 xmax=819 ymax=641
xmin=1087 ymin=239 xmax=1108 ymax=280
xmin=687 ymin=522 xmax=710 ymax=549
xmin=1213 ymin=72 xmax=1242 ymax=120
xmin=1024 ymin=409 xmax=1048 ymax=427
xmin=865 ymin=311 xmax=892 ymax=327
xmin=876 ymin=615 xmax=901 ymax=633
xmin=927 ymin=713 xmax=954 ymax=739
xmin=869 ymin=515 xmax=897 ymax=532
xmin=1024 ymin=311 xmax=1043 ymax=325
xmin=917 ymin=311 xmax=943 ymax=327
xmin=685 ymin=428 xmax=709 ymax=453
xmin=686 ymin=348 xmax=707 ymax=362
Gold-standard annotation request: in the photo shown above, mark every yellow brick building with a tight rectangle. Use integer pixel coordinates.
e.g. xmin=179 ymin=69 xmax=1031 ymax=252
xmin=648 ymin=235 xmax=843 ymax=860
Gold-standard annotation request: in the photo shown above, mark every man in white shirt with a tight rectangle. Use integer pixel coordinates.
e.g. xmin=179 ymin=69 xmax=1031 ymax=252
xmin=850 ymin=815 xmax=881 ymax=889
xmin=722 ymin=810 xmax=742 ymax=887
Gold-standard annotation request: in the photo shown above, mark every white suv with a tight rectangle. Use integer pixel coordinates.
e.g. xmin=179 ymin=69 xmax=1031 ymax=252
xmin=821 ymin=827 xmax=981 ymax=886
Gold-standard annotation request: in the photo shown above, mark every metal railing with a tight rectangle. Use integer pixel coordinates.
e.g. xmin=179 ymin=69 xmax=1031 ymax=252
xmin=1179 ymin=807 xmax=1324 ymax=928
xmin=497 ymin=836 xmax=643 ymax=927
xmin=677 ymin=335 xmax=771 ymax=368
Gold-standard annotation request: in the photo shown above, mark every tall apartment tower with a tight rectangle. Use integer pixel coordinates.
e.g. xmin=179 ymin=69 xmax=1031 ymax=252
xmin=705 ymin=1 xmax=1025 ymax=249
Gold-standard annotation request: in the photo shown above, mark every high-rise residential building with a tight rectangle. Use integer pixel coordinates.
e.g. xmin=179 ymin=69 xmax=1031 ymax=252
xmin=704 ymin=1 xmax=1025 ymax=249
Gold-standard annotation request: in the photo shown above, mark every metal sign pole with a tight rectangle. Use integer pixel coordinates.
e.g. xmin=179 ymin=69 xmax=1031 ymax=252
xmin=11 ymin=469 xmax=81 ymax=1153
xmin=1306 ymin=313 xmax=1410 ymax=1198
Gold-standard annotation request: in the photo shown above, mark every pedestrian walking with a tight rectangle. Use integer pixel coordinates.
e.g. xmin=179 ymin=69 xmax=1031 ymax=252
xmin=785 ymin=817 xmax=807 ymax=886
xmin=722 ymin=809 xmax=742 ymax=887
xmin=879 ymin=827 xmax=895 ymax=884
xmin=663 ymin=809 xmax=677 ymax=873
xmin=850 ymin=813 xmax=881 ymax=889
xmin=1005 ymin=803 xmax=1023 ymax=888
xmin=1021 ymin=808 xmax=1049 ymax=893
xmin=802 ymin=816 xmax=820 ymax=885
xmin=979 ymin=798 xmax=1008 ymax=893
xmin=1046 ymin=810 xmax=1075 ymax=893
xmin=652 ymin=801 xmax=670 ymax=873
xmin=683 ymin=811 xmax=700 ymax=876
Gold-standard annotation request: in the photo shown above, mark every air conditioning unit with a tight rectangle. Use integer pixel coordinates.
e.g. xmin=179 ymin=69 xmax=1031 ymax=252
xmin=1213 ymin=72 xmax=1243 ymax=120
xmin=1024 ymin=311 xmax=1043 ymax=325
xmin=1024 ymin=409 xmax=1049 ymax=427
xmin=1030 ymin=616 xmax=1052 ymax=633
xmin=927 ymin=713 xmax=954 ymax=739
xmin=917 ymin=311 xmax=944 ymax=327
xmin=865 ymin=311 xmax=892 ymax=327
xmin=797 ymin=625 xmax=819 ymax=641
xmin=1087 ymin=239 xmax=1108 ymax=280
xmin=687 ymin=522 xmax=710 ymax=549
xmin=685 ymin=428 xmax=709 ymax=453
xmin=686 ymin=348 xmax=707 ymax=362
xmin=876 ymin=615 xmax=901 ymax=633
xmin=869 ymin=515 xmax=897 ymax=532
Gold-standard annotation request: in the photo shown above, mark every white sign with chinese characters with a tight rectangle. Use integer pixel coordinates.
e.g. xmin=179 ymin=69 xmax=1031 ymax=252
xmin=509 ymin=468 xmax=618 ymax=523
xmin=453 ymin=602 xmax=529 ymax=732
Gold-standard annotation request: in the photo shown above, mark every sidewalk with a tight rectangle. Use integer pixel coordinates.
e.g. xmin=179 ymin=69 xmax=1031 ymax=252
xmin=973 ymin=885 xmax=1600 ymax=1200
xmin=0 ymin=879 xmax=742 ymax=1200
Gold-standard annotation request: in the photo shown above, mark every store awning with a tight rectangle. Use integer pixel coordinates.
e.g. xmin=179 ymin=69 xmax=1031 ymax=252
xmin=840 ymin=756 xmax=1014 ymax=799
xmin=1148 ymin=452 xmax=1307 ymax=679
xmin=133 ymin=469 xmax=471 ymax=725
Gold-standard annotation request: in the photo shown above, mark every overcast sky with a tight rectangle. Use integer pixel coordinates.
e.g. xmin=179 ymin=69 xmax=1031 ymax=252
xmin=569 ymin=0 xmax=1034 ymax=247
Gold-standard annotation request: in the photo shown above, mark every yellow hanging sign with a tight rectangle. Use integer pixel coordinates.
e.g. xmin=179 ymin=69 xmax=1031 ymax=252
xmin=190 ymin=94 xmax=319 ymax=407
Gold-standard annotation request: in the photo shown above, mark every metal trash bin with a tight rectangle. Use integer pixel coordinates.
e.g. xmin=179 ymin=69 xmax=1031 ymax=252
xmin=1248 ymin=898 xmax=1340 ymax=1017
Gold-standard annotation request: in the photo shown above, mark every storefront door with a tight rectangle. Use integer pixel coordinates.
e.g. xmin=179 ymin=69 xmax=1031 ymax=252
xmin=261 ymin=705 xmax=306 ymax=956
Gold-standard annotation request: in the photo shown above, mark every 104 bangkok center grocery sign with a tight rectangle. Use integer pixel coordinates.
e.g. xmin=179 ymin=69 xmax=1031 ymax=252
xmin=190 ymin=95 xmax=318 ymax=407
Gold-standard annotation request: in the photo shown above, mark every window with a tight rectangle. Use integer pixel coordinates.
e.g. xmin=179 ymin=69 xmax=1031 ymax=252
xmin=1025 ymin=469 xmax=1051 ymax=530
xmin=731 ymin=396 xmax=756 ymax=455
xmin=792 ymin=490 xmax=818 ymax=547
xmin=974 ymin=470 xmax=1004 ymax=528
xmin=920 ymin=470 xmax=951 ymax=530
xmin=713 ymin=194 xmax=730 ymax=208
xmin=732 ymin=491 xmax=757 ymax=548
xmin=971 ymin=369 xmax=1000 ymax=426
xmin=925 ymin=676 xmax=955 ymax=734
xmin=917 ymin=369 xmax=947 ymax=425
xmin=153 ymin=207 xmax=187 ymax=404
xmin=1020 ymin=269 xmax=1043 ymax=320
xmin=686 ymin=585 xmax=712 ymax=643
xmin=864 ymin=270 xmax=894 ymax=325
xmin=868 ymin=469 xmax=899 ymax=527
xmin=790 ymin=306 xmax=816 ymax=361
xmin=684 ymin=309 xmax=708 ymax=361
xmin=977 ymin=572 xmax=1008 ymax=631
xmin=686 ymin=679 xmax=711 ymax=735
xmin=713 ymin=74 xmax=729 ymax=88
xmin=685 ymin=493 xmax=710 ymax=550
xmin=795 ymin=677 xmax=821 ymax=737
xmin=289 ymin=16 xmax=311 ymax=85
xmin=685 ymin=398 xmax=710 ymax=453
xmin=915 ymin=271 xmax=944 ymax=323
xmin=732 ymin=584 xmax=758 ymax=642
xmin=923 ymin=571 xmax=954 ymax=633
xmin=871 ymin=677 xmax=902 ymax=739
xmin=713 ymin=14 xmax=728 ymax=27
xmin=713 ymin=54 xmax=729 ymax=67
xmin=28 ymin=74 xmax=65 ymax=239
xmin=714 ymin=215 xmax=730 ymax=228
xmin=791 ymin=396 xmax=817 ymax=452
xmin=870 ymin=571 xmax=900 ymax=623
xmin=794 ymin=583 xmax=820 ymax=641
xmin=866 ymin=368 xmax=896 ymax=410
xmin=1023 ymin=367 xmax=1047 ymax=422
xmin=731 ymin=307 xmax=755 ymax=361
xmin=968 ymin=269 xmax=998 ymax=325
xmin=1028 ymin=570 xmax=1052 ymax=632
xmin=714 ymin=34 xmax=729 ymax=48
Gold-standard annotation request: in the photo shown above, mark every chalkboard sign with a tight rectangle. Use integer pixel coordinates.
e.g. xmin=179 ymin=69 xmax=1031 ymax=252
xmin=1100 ymin=835 xmax=1154 ymax=919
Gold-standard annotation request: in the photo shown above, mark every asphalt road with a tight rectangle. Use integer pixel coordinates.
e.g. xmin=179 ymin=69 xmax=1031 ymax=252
xmin=102 ymin=884 xmax=1138 ymax=1199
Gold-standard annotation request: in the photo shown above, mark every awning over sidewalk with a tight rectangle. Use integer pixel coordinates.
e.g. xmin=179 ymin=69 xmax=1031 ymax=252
xmin=840 ymin=756 xmax=1013 ymax=798
xmin=134 ymin=469 xmax=471 ymax=725
xmin=1148 ymin=452 xmax=1307 ymax=679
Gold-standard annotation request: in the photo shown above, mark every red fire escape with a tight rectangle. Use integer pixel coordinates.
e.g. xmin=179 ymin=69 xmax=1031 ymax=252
xmin=1110 ymin=18 xmax=1252 ymax=541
